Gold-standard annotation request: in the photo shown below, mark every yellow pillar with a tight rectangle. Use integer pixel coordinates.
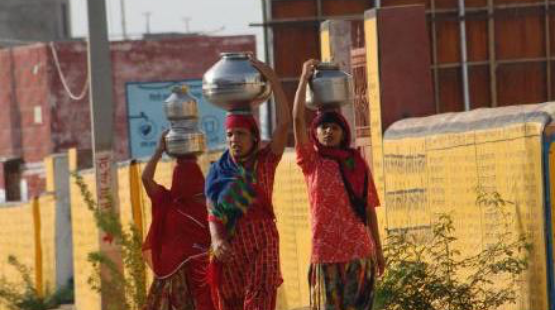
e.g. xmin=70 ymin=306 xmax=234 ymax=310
xmin=129 ymin=161 xmax=144 ymax=239
xmin=364 ymin=9 xmax=386 ymax=202
xmin=32 ymin=197 xmax=43 ymax=297
xmin=45 ymin=156 xmax=55 ymax=193
xmin=68 ymin=148 xmax=78 ymax=172
xmin=320 ymin=22 xmax=332 ymax=62
xmin=129 ymin=160 xmax=148 ymax=290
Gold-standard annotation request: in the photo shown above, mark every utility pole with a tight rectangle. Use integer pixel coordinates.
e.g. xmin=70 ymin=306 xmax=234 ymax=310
xmin=86 ymin=0 xmax=122 ymax=309
xmin=120 ymin=0 xmax=128 ymax=39
xmin=144 ymin=12 xmax=152 ymax=34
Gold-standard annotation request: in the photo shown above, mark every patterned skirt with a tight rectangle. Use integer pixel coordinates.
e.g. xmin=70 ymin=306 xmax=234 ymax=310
xmin=210 ymin=218 xmax=282 ymax=310
xmin=143 ymin=264 xmax=195 ymax=310
xmin=309 ymin=257 xmax=376 ymax=310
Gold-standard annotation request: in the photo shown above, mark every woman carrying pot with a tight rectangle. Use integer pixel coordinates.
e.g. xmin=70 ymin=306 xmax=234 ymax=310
xmin=204 ymin=58 xmax=290 ymax=310
xmin=142 ymin=131 xmax=215 ymax=310
xmin=293 ymin=59 xmax=385 ymax=310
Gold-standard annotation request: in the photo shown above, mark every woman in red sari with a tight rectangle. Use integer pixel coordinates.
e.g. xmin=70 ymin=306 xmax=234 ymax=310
xmin=293 ymin=59 xmax=385 ymax=310
xmin=204 ymin=58 xmax=290 ymax=310
xmin=141 ymin=132 xmax=215 ymax=310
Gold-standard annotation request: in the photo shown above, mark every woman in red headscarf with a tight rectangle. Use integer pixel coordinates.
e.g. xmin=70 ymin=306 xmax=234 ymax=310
xmin=293 ymin=59 xmax=385 ymax=310
xmin=204 ymin=58 xmax=290 ymax=310
xmin=141 ymin=132 xmax=215 ymax=310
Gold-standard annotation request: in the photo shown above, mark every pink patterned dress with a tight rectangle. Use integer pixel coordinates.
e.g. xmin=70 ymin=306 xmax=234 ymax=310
xmin=296 ymin=142 xmax=380 ymax=310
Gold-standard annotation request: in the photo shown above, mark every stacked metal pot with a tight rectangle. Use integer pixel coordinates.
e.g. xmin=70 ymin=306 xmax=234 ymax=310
xmin=202 ymin=52 xmax=271 ymax=113
xmin=164 ymin=86 xmax=206 ymax=157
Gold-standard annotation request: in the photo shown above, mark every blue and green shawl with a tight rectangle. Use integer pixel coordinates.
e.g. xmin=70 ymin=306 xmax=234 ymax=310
xmin=205 ymin=150 xmax=259 ymax=235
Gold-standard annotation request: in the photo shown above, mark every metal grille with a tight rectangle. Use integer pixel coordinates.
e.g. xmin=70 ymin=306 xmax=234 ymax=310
xmin=351 ymin=47 xmax=370 ymax=138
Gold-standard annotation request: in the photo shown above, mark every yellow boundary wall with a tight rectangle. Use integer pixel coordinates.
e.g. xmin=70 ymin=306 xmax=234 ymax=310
xmin=382 ymin=123 xmax=547 ymax=310
xmin=2 ymin=123 xmax=550 ymax=310
xmin=0 ymin=194 xmax=56 ymax=309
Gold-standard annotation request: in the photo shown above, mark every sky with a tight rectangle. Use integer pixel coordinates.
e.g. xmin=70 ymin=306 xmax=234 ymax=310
xmin=69 ymin=0 xmax=265 ymax=58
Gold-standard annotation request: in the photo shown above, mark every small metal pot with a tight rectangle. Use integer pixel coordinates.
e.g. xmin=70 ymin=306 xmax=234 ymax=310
xmin=164 ymin=86 xmax=199 ymax=121
xmin=165 ymin=129 xmax=206 ymax=157
xmin=306 ymin=62 xmax=354 ymax=111
xmin=202 ymin=52 xmax=272 ymax=111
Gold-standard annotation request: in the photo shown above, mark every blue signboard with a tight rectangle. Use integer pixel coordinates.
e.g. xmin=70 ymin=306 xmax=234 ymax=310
xmin=126 ymin=79 xmax=227 ymax=159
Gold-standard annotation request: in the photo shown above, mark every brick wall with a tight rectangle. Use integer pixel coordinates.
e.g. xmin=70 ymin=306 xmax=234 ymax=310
xmin=14 ymin=44 xmax=53 ymax=163
xmin=0 ymin=34 xmax=256 ymax=197
xmin=48 ymin=35 xmax=256 ymax=161
xmin=0 ymin=43 xmax=53 ymax=199
xmin=111 ymin=35 xmax=257 ymax=160
xmin=48 ymin=41 xmax=91 ymax=161
xmin=0 ymin=48 xmax=22 ymax=158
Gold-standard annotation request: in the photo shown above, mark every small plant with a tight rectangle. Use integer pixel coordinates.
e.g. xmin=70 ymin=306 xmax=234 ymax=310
xmin=0 ymin=255 xmax=74 ymax=310
xmin=374 ymin=188 xmax=530 ymax=310
xmin=73 ymin=172 xmax=147 ymax=310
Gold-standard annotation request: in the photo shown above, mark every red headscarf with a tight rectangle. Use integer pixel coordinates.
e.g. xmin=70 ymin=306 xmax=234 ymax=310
xmin=225 ymin=113 xmax=260 ymax=142
xmin=225 ymin=113 xmax=261 ymax=160
xmin=310 ymin=111 xmax=379 ymax=223
xmin=142 ymin=157 xmax=210 ymax=278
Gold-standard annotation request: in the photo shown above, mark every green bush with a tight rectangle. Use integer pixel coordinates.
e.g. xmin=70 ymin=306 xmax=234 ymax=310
xmin=374 ymin=188 xmax=530 ymax=310
xmin=0 ymin=256 xmax=74 ymax=310
xmin=73 ymin=172 xmax=147 ymax=310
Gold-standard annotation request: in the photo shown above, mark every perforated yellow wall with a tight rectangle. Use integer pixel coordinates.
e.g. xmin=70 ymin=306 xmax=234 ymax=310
xmin=273 ymin=152 xmax=312 ymax=309
xmin=0 ymin=195 xmax=56 ymax=310
xmin=381 ymin=122 xmax=549 ymax=310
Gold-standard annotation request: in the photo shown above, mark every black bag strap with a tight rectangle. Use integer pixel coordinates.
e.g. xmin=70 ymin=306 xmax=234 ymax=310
xmin=336 ymin=159 xmax=369 ymax=225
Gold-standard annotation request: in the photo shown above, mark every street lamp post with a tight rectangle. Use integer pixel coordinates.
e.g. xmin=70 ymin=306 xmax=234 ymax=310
xmin=144 ymin=12 xmax=152 ymax=34
xmin=182 ymin=16 xmax=191 ymax=33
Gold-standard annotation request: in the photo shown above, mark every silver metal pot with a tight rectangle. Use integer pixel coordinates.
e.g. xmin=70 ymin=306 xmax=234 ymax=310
xmin=164 ymin=86 xmax=199 ymax=120
xmin=202 ymin=52 xmax=272 ymax=111
xmin=165 ymin=129 xmax=206 ymax=157
xmin=306 ymin=62 xmax=354 ymax=111
xmin=170 ymin=119 xmax=199 ymax=131
xmin=163 ymin=85 xmax=206 ymax=157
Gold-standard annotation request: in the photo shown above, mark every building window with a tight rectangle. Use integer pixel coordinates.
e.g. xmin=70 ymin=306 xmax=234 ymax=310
xmin=4 ymin=159 xmax=22 ymax=201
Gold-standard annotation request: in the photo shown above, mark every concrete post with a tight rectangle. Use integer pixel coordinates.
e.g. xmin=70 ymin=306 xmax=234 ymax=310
xmin=46 ymin=153 xmax=74 ymax=289
xmin=86 ymin=0 xmax=122 ymax=309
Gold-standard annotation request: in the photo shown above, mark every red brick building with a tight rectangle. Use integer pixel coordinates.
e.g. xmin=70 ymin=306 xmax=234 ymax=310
xmin=0 ymin=34 xmax=255 ymax=202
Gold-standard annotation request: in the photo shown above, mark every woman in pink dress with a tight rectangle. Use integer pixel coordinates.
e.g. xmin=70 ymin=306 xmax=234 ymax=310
xmin=293 ymin=59 xmax=385 ymax=310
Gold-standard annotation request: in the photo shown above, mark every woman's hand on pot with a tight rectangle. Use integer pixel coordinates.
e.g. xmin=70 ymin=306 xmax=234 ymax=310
xmin=249 ymin=57 xmax=279 ymax=83
xmin=155 ymin=130 xmax=169 ymax=155
xmin=301 ymin=59 xmax=320 ymax=82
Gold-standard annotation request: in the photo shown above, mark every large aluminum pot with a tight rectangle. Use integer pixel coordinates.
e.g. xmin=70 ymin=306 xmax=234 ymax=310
xmin=202 ymin=52 xmax=272 ymax=111
xmin=165 ymin=129 xmax=206 ymax=157
xmin=306 ymin=62 xmax=354 ymax=111
xmin=164 ymin=85 xmax=199 ymax=121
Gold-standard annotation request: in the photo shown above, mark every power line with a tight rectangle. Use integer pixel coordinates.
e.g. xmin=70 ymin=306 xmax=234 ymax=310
xmin=49 ymin=42 xmax=89 ymax=101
